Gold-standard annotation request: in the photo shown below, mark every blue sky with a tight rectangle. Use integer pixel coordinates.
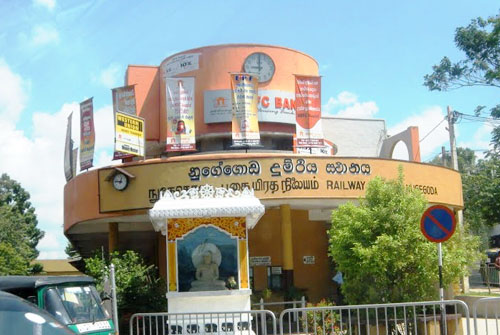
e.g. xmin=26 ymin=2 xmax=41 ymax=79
xmin=0 ymin=0 xmax=498 ymax=259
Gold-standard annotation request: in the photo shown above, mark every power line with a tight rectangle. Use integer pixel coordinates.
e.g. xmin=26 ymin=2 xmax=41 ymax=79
xmin=419 ymin=117 xmax=447 ymax=143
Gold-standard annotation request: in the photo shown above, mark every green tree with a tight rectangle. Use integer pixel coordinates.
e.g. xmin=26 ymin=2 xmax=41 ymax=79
xmin=424 ymin=12 xmax=500 ymax=155
xmin=65 ymin=241 xmax=80 ymax=258
xmin=0 ymin=174 xmax=44 ymax=275
xmin=328 ymin=169 xmax=480 ymax=304
xmin=428 ymin=147 xmax=476 ymax=171
xmin=84 ymin=250 xmax=167 ymax=330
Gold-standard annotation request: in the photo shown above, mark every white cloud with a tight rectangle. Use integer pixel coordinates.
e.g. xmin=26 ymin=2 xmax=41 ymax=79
xmin=0 ymin=61 xmax=115 ymax=259
xmin=458 ymin=123 xmax=494 ymax=159
xmin=388 ymin=106 xmax=448 ymax=160
xmin=34 ymin=0 xmax=56 ymax=11
xmin=0 ymin=59 xmax=28 ymax=125
xmin=94 ymin=63 xmax=122 ymax=89
xmin=323 ymin=91 xmax=379 ymax=118
xmin=31 ymin=24 xmax=59 ymax=46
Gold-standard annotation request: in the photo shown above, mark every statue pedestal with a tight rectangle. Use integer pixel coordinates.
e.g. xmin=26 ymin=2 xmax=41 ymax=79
xmin=167 ymin=289 xmax=251 ymax=314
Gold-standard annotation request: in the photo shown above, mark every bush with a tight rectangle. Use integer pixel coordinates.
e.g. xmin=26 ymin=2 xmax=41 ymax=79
xmin=84 ymin=250 xmax=167 ymax=330
xmin=328 ymin=168 xmax=480 ymax=304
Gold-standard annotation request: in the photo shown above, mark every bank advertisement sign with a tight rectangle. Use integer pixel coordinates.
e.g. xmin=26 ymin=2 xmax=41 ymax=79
xmin=230 ymin=73 xmax=260 ymax=147
xmin=162 ymin=53 xmax=200 ymax=77
xmin=114 ymin=112 xmax=145 ymax=157
xmin=166 ymin=77 xmax=196 ymax=151
xmin=112 ymin=85 xmax=137 ymax=160
xmin=204 ymin=89 xmax=295 ymax=124
xmin=295 ymin=75 xmax=324 ymax=148
xmin=112 ymin=85 xmax=137 ymax=116
xmin=79 ymin=98 xmax=95 ymax=171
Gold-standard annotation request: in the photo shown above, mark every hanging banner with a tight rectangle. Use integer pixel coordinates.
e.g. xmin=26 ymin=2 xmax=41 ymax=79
xmin=230 ymin=73 xmax=260 ymax=147
xmin=64 ymin=113 xmax=73 ymax=182
xmin=79 ymin=98 xmax=95 ymax=170
xmin=162 ymin=53 xmax=200 ymax=77
xmin=166 ymin=77 xmax=196 ymax=151
xmin=111 ymin=85 xmax=137 ymax=160
xmin=114 ymin=112 xmax=145 ymax=157
xmin=72 ymin=148 xmax=78 ymax=178
xmin=112 ymin=85 xmax=137 ymax=116
xmin=295 ymin=75 xmax=324 ymax=148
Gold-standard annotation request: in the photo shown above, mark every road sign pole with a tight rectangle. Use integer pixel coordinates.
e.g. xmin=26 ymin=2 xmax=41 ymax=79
xmin=438 ymin=242 xmax=444 ymax=301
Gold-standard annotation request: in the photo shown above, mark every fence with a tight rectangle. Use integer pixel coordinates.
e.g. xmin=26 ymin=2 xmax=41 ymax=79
xmin=129 ymin=310 xmax=276 ymax=335
xmin=279 ymin=300 xmax=470 ymax=335
xmin=469 ymin=264 xmax=500 ymax=293
xmin=473 ymin=297 xmax=500 ymax=335
xmin=252 ymin=297 xmax=306 ymax=322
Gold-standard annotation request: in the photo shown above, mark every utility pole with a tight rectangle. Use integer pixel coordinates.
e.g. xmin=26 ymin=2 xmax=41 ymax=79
xmin=447 ymin=105 xmax=468 ymax=293
xmin=441 ymin=146 xmax=447 ymax=167
xmin=447 ymin=106 xmax=459 ymax=171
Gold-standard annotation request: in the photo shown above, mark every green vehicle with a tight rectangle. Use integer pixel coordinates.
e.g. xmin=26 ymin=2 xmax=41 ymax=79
xmin=0 ymin=276 xmax=115 ymax=335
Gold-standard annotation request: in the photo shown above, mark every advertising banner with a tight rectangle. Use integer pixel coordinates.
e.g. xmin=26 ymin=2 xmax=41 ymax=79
xmin=166 ymin=77 xmax=196 ymax=151
xmin=295 ymin=75 xmax=324 ymax=148
xmin=79 ymin=98 xmax=95 ymax=170
xmin=204 ymin=89 xmax=295 ymax=124
xmin=230 ymin=73 xmax=260 ymax=147
xmin=114 ymin=112 xmax=145 ymax=157
xmin=64 ymin=112 xmax=73 ymax=182
xmin=112 ymin=85 xmax=137 ymax=116
xmin=163 ymin=53 xmax=200 ymax=77
xmin=112 ymin=85 xmax=137 ymax=160
xmin=72 ymin=148 xmax=78 ymax=178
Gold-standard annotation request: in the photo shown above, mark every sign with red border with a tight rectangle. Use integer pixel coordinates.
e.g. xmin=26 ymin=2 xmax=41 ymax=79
xmin=420 ymin=205 xmax=456 ymax=243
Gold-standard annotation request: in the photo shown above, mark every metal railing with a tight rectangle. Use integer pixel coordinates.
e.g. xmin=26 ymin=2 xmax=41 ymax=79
xmin=473 ymin=297 xmax=500 ymax=335
xmin=252 ymin=297 xmax=306 ymax=322
xmin=279 ymin=300 xmax=470 ymax=335
xmin=129 ymin=310 xmax=276 ymax=335
xmin=469 ymin=264 xmax=500 ymax=293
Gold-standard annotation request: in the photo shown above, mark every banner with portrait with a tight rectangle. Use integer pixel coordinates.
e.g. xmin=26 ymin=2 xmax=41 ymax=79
xmin=79 ymin=98 xmax=95 ymax=170
xmin=295 ymin=75 xmax=324 ymax=148
xmin=230 ymin=73 xmax=260 ymax=147
xmin=166 ymin=77 xmax=196 ymax=151
xmin=64 ymin=112 xmax=73 ymax=182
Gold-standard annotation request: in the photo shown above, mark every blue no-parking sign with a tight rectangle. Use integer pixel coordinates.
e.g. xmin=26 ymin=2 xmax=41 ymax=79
xmin=420 ymin=205 xmax=456 ymax=243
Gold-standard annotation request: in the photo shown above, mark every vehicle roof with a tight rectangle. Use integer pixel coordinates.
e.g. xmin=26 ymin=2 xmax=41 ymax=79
xmin=0 ymin=275 xmax=95 ymax=291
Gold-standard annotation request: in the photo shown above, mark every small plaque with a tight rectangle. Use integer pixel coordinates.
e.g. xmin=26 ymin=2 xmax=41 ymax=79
xmin=271 ymin=266 xmax=282 ymax=275
xmin=303 ymin=256 xmax=315 ymax=265
xmin=249 ymin=256 xmax=271 ymax=266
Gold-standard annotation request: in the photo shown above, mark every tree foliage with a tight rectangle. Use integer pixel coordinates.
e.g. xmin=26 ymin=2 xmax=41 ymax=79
xmin=328 ymin=169 xmax=480 ymax=304
xmin=424 ymin=13 xmax=500 ymax=91
xmin=0 ymin=173 xmax=44 ymax=275
xmin=84 ymin=250 xmax=167 ymax=318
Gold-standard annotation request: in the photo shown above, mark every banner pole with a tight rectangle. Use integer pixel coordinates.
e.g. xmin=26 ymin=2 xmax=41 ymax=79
xmin=438 ymin=242 xmax=446 ymax=334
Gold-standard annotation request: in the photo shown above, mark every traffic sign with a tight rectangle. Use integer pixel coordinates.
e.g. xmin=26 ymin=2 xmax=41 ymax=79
xmin=420 ymin=205 xmax=456 ymax=243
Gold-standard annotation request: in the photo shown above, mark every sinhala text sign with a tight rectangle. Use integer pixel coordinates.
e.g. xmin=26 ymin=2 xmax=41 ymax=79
xmin=98 ymin=156 xmax=463 ymax=213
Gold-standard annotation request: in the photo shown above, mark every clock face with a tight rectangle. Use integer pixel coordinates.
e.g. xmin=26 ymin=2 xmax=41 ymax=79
xmin=112 ymin=173 xmax=128 ymax=191
xmin=243 ymin=52 xmax=275 ymax=83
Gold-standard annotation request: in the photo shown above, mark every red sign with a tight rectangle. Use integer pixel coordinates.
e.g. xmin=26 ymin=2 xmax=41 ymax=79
xmin=295 ymin=76 xmax=324 ymax=148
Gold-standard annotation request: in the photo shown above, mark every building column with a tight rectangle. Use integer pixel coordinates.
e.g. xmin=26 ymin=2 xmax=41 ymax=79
xmin=280 ymin=204 xmax=294 ymax=290
xmin=108 ymin=222 xmax=119 ymax=253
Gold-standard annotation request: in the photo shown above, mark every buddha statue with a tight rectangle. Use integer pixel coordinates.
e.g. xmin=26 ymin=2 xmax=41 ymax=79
xmin=190 ymin=245 xmax=227 ymax=292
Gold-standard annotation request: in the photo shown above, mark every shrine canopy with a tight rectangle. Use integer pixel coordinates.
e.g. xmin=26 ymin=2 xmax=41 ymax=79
xmin=149 ymin=185 xmax=265 ymax=234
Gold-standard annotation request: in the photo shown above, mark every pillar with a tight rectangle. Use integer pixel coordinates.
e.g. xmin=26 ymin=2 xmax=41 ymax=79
xmin=280 ymin=204 xmax=294 ymax=290
xmin=108 ymin=222 xmax=119 ymax=253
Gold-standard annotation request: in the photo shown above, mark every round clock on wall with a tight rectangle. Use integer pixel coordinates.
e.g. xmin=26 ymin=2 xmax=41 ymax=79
xmin=112 ymin=172 xmax=129 ymax=191
xmin=243 ymin=52 xmax=275 ymax=83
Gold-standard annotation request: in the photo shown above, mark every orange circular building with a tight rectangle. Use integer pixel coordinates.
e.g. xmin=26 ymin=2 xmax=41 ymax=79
xmin=64 ymin=44 xmax=463 ymax=303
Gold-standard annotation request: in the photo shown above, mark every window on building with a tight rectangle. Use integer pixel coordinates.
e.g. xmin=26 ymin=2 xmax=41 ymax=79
xmin=267 ymin=266 xmax=282 ymax=290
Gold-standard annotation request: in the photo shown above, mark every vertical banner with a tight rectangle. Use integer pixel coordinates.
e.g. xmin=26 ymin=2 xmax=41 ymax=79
xmin=114 ymin=112 xmax=145 ymax=157
xmin=112 ymin=85 xmax=137 ymax=160
xmin=71 ymin=148 xmax=78 ymax=178
xmin=295 ymin=75 xmax=324 ymax=148
xmin=166 ymin=77 xmax=196 ymax=151
xmin=64 ymin=113 xmax=73 ymax=182
xmin=230 ymin=73 xmax=260 ymax=147
xmin=79 ymin=98 xmax=95 ymax=170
